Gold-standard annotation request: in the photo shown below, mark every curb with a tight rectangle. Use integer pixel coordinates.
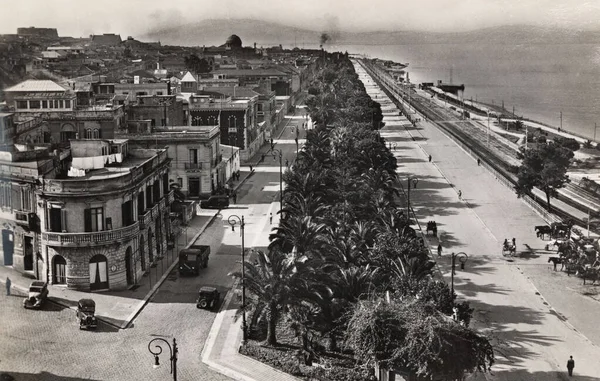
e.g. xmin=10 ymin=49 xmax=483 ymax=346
xmin=121 ymin=211 xmax=220 ymax=329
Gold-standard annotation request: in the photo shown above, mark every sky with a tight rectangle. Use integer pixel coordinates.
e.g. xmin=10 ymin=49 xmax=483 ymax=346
xmin=2 ymin=0 xmax=600 ymax=37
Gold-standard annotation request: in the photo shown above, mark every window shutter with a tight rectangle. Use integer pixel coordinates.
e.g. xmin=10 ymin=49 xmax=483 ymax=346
xmin=11 ymin=184 xmax=21 ymax=211
xmin=84 ymin=209 xmax=91 ymax=232
xmin=61 ymin=209 xmax=68 ymax=232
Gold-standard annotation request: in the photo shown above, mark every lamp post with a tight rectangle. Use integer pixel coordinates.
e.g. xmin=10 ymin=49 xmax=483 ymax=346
xmin=406 ymin=177 xmax=419 ymax=221
xmin=148 ymin=337 xmax=178 ymax=381
xmin=450 ymin=252 xmax=468 ymax=297
xmin=228 ymin=215 xmax=248 ymax=343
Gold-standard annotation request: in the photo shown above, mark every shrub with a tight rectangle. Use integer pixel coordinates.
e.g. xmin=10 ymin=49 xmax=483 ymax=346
xmin=537 ymin=135 xmax=547 ymax=144
xmin=555 ymin=137 xmax=580 ymax=151
xmin=583 ymin=140 xmax=593 ymax=149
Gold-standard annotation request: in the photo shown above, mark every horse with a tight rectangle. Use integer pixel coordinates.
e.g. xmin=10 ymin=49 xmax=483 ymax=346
xmin=548 ymin=256 xmax=564 ymax=271
xmin=535 ymin=225 xmax=552 ymax=240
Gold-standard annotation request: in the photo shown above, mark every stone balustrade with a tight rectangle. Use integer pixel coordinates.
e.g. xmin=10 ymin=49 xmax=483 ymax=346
xmin=43 ymin=221 xmax=139 ymax=247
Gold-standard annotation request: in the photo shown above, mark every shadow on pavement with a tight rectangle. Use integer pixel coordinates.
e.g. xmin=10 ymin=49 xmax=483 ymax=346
xmin=468 ymin=369 xmax=599 ymax=381
xmin=0 ymin=372 xmax=102 ymax=381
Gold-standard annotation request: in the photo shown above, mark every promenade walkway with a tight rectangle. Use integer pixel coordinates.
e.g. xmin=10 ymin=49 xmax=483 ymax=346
xmin=356 ymin=62 xmax=600 ymax=380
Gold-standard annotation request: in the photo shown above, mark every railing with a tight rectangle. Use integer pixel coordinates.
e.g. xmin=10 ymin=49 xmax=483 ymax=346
xmin=139 ymin=203 xmax=159 ymax=228
xmin=184 ymin=162 xmax=203 ymax=170
xmin=43 ymin=221 xmax=139 ymax=246
xmin=167 ymin=189 xmax=175 ymax=204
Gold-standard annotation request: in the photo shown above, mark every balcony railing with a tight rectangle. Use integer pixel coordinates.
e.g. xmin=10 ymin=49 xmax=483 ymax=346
xmin=43 ymin=221 xmax=139 ymax=247
xmin=139 ymin=202 xmax=159 ymax=229
xmin=167 ymin=189 xmax=175 ymax=204
xmin=184 ymin=162 xmax=203 ymax=170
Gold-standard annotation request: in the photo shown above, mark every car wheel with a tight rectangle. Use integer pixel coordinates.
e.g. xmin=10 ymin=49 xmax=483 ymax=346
xmin=198 ymin=299 xmax=208 ymax=308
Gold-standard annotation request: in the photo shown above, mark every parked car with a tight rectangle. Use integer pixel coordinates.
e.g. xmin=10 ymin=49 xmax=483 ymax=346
xmin=200 ymin=195 xmax=229 ymax=209
xmin=23 ymin=281 xmax=49 ymax=309
xmin=76 ymin=299 xmax=98 ymax=330
xmin=196 ymin=286 xmax=220 ymax=310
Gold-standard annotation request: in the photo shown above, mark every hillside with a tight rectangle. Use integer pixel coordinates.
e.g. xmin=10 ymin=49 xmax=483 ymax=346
xmin=140 ymin=19 xmax=600 ymax=47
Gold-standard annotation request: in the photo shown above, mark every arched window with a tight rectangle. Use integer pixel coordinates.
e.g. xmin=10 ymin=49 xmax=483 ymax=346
xmin=85 ymin=129 xmax=93 ymax=139
xmin=228 ymin=116 xmax=236 ymax=128
xmin=207 ymin=116 xmax=217 ymax=126
xmin=192 ymin=116 xmax=202 ymax=126
xmin=93 ymin=129 xmax=100 ymax=138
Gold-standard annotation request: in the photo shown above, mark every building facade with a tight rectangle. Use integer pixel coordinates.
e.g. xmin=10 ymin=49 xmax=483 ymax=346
xmin=40 ymin=139 xmax=172 ymax=291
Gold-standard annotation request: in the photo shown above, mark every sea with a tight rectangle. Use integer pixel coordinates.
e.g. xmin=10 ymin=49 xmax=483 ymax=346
xmin=319 ymin=43 xmax=600 ymax=141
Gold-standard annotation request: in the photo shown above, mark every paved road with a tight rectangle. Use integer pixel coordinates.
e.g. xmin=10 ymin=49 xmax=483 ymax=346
xmin=0 ymin=109 xmax=306 ymax=381
xmin=355 ymin=62 xmax=600 ymax=380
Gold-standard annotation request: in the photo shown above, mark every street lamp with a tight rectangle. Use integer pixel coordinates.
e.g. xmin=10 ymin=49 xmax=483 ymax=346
xmin=450 ymin=252 xmax=468 ymax=297
xmin=264 ymin=148 xmax=283 ymax=215
xmin=406 ymin=177 xmax=419 ymax=220
xmin=228 ymin=215 xmax=248 ymax=343
xmin=148 ymin=337 xmax=178 ymax=381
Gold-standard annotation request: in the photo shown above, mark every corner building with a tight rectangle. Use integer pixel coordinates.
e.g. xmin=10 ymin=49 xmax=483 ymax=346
xmin=39 ymin=139 xmax=172 ymax=291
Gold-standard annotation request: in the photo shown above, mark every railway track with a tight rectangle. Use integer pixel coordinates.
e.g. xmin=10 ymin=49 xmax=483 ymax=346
xmin=359 ymin=59 xmax=600 ymax=231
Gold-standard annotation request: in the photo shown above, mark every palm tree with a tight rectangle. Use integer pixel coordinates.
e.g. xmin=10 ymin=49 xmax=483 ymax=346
xmin=269 ymin=215 xmax=330 ymax=258
xmin=229 ymin=249 xmax=309 ymax=346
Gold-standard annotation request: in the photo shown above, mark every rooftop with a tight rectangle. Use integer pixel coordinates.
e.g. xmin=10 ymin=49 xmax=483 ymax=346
xmin=4 ymin=80 xmax=68 ymax=93
xmin=181 ymin=71 xmax=197 ymax=82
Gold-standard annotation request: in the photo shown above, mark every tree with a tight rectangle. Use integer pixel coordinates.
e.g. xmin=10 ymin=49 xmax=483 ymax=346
xmin=345 ymin=297 xmax=494 ymax=379
xmin=229 ymin=249 xmax=309 ymax=345
xmin=515 ymin=141 xmax=573 ymax=210
xmin=184 ymin=54 xmax=210 ymax=74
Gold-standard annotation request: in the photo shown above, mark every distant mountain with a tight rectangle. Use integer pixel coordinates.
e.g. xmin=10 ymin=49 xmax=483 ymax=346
xmin=139 ymin=19 xmax=600 ymax=47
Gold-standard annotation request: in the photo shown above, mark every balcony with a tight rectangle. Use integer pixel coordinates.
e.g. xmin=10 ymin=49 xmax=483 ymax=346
xmin=43 ymin=221 xmax=140 ymax=247
xmin=184 ymin=162 xmax=203 ymax=170
xmin=139 ymin=202 xmax=159 ymax=229
xmin=167 ymin=189 xmax=175 ymax=204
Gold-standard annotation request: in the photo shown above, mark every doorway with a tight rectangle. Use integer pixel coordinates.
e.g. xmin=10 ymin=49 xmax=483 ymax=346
xmin=89 ymin=254 xmax=109 ymax=291
xmin=24 ymin=236 xmax=33 ymax=271
xmin=53 ymin=255 xmax=66 ymax=284
xmin=125 ymin=247 xmax=134 ymax=285
xmin=188 ymin=177 xmax=200 ymax=197
xmin=2 ymin=230 xmax=14 ymax=266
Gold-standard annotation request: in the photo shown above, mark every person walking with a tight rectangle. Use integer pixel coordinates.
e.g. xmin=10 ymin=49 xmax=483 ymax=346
xmin=232 ymin=192 xmax=237 ymax=204
xmin=512 ymin=237 xmax=516 ymax=249
xmin=285 ymin=159 xmax=289 ymax=167
xmin=437 ymin=243 xmax=442 ymax=257
xmin=458 ymin=190 xmax=462 ymax=200
xmin=567 ymin=355 xmax=575 ymax=376
xmin=269 ymin=213 xmax=273 ymax=225
xmin=428 ymin=155 xmax=432 ymax=162
xmin=6 ymin=277 xmax=11 ymax=296
xmin=477 ymin=158 xmax=481 ymax=166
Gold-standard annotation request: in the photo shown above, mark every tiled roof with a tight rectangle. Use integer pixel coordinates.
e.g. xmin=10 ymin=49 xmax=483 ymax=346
xmin=210 ymin=68 xmax=288 ymax=76
xmin=4 ymin=80 xmax=67 ymax=92
xmin=181 ymin=71 xmax=197 ymax=82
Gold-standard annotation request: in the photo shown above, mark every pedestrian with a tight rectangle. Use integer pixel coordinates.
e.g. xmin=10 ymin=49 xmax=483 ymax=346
xmin=233 ymin=192 xmax=237 ymax=204
xmin=458 ymin=190 xmax=462 ymax=200
xmin=428 ymin=155 xmax=432 ymax=162
xmin=477 ymin=158 xmax=481 ymax=166
xmin=437 ymin=244 xmax=442 ymax=257
xmin=567 ymin=355 xmax=575 ymax=376
xmin=285 ymin=159 xmax=289 ymax=167
xmin=6 ymin=277 xmax=11 ymax=296
xmin=512 ymin=237 xmax=516 ymax=248
xmin=269 ymin=213 xmax=273 ymax=225
xmin=249 ymin=165 xmax=253 ymax=172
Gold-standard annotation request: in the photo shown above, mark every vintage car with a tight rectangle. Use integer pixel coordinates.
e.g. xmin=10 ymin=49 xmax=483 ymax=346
xmin=76 ymin=299 xmax=98 ymax=330
xmin=196 ymin=286 xmax=220 ymax=310
xmin=23 ymin=281 xmax=49 ymax=309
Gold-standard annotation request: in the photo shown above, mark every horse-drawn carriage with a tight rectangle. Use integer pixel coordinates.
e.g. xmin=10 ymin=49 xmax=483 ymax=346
xmin=535 ymin=222 xmax=572 ymax=241
xmin=426 ymin=221 xmax=437 ymax=237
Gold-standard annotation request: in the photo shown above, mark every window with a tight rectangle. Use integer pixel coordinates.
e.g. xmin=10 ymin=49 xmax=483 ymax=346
xmin=84 ymin=207 xmax=104 ymax=232
xmin=93 ymin=129 xmax=100 ymax=139
xmin=48 ymin=206 xmax=66 ymax=232
xmin=0 ymin=182 xmax=10 ymax=208
xmin=42 ymin=100 xmax=48 ymax=108
xmin=64 ymin=99 xmax=71 ymax=108
xmin=29 ymin=100 xmax=41 ymax=109
xmin=161 ymin=119 xmax=166 ymax=126
xmin=189 ymin=149 xmax=198 ymax=164
xmin=16 ymin=101 xmax=27 ymax=109
xmin=48 ymin=100 xmax=54 ymax=109
xmin=156 ymin=92 xmax=163 ymax=96
xmin=177 ymin=177 xmax=183 ymax=187
xmin=20 ymin=187 xmax=31 ymax=212
xmin=85 ymin=129 xmax=93 ymax=139
xmin=58 ymin=100 xmax=64 ymax=108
